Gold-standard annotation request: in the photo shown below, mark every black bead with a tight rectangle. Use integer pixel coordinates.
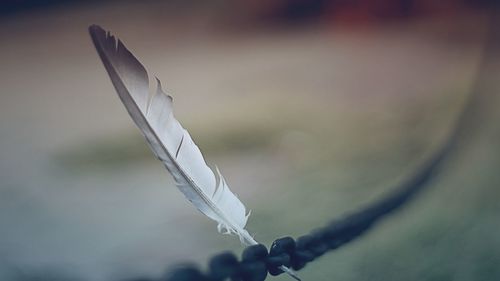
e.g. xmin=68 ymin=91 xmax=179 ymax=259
xmin=308 ymin=230 xmax=329 ymax=257
xmin=296 ymin=235 xmax=314 ymax=251
xmin=267 ymin=237 xmax=296 ymax=275
xmin=269 ymin=237 xmax=295 ymax=256
xmin=242 ymin=244 xmax=268 ymax=262
xmin=309 ymin=242 xmax=328 ymax=257
xmin=209 ymin=252 xmax=239 ymax=280
xmin=294 ymin=250 xmax=315 ymax=262
xmin=290 ymin=236 xmax=317 ymax=270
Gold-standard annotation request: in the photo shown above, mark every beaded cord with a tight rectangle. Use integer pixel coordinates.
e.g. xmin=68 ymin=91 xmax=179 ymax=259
xmin=126 ymin=137 xmax=453 ymax=281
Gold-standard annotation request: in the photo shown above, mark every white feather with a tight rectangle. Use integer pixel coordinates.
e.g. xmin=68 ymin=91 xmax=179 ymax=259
xmin=88 ymin=25 xmax=256 ymax=245
xmin=89 ymin=25 xmax=300 ymax=280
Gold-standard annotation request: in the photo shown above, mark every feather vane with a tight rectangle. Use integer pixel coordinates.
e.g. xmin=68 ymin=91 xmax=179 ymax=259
xmin=88 ymin=25 xmax=255 ymax=245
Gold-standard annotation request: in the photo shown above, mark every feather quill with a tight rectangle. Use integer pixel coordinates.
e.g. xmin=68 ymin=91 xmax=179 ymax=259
xmin=88 ymin=25 xmax=300 ymax=280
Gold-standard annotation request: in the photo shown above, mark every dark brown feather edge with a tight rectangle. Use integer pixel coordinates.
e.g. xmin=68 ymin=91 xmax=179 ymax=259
xmin=88 ymin=25 xmax=155 ymax=150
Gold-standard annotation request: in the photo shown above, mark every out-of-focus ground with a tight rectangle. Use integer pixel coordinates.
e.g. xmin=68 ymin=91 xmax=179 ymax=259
xmin=0 ymin=1 xmax=499 ymax=281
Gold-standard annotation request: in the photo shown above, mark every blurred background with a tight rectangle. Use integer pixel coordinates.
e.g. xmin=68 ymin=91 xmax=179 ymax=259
xmin=1 ymin=1 xmax=499 ymax=281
